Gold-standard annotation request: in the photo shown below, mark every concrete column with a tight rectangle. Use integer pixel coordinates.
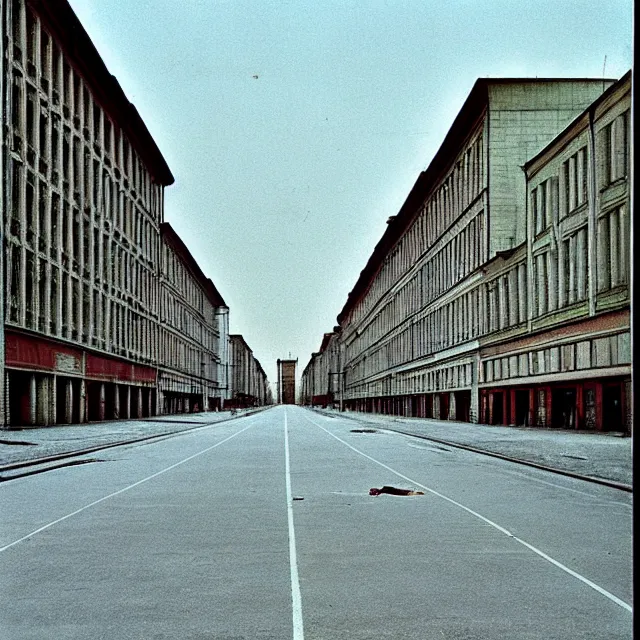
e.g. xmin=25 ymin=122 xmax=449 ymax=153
xmin=65 ymin=380 xmax=73 ymax=424
xmin=147 ymin=389 xmax=153 ymax=417
xmin=36 ymin=375 xmax=52 ymax=426
xmin=98 ymin=383 xmax=106 ymax=421
xmin=575 ymin=385 xmax=584 ymax=430
xmin=509 ymin=389 xmax=517 ymax=426
xmin=594 ymin=382 xmax=603 ymax=431
xmin=433 ymin=394 xmax=440 ymax=420
xmin=29 ymin=375 xmax=37 ymax=426
xmin=79 ymin=380 xmax=87 ymax=423
xmin=136 ymin=387 xmax=143 ymax=418
xmin=125 ymin=386 xmax=131 ymax=419
xmin=448 ymin=392 xmax=456 ymax=421
xmin=51 ymin=375 xmax=57 ymax=425
xmin=528 ymin=388 xmax=535 ymax=427
xmin=113 ymin=384 xmax=120 ymax=419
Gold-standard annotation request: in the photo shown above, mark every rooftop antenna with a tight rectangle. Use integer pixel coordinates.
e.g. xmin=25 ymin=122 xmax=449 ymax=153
xmin=602 ymin=55 xmax=607 ymax=90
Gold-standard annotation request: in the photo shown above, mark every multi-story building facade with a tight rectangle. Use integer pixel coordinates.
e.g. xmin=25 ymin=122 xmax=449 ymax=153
xmin=302 ymin=75 xmax=631 ymax=433
xmin=228 ymin=334 xmax=270 ymax=407
xmin=158 ymin=223 xmax=229 ymax=414
xmin=2 ymin=0 xmax=174 ymax=425
xmin=300 ymin=331 xmax=340 ymax=407
xmin=479 ymin=71 xmax=631 ymax=432
xmin=277 ymin=358 xmax=297 ymax=404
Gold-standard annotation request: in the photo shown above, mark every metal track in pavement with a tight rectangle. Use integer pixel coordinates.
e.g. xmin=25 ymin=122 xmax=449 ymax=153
xmin=313 ymin=409 xmax=632 ymax=493
xmin=0 ymin=408 xmax=266 ymax=482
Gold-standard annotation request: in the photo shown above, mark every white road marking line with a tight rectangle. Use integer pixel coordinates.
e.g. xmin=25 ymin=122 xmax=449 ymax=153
xmin=303 ymin=412 xmax=632 ymax=614
xmin=284 ymin=408 xmax=305 ymax=640
xmin=0 ymin=422 xmax=255 ymax=554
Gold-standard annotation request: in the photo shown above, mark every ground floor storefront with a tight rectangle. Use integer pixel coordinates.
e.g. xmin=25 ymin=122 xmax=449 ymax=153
xmin=343 ymin=389 xmax=472 ymax=422
xmin=479 ymin=375 xmax=631 ymax=434
xmin=340 ymin=373 xmax=631 ymax=435
xmin=4 ymin=330 xmax=157 ymax=427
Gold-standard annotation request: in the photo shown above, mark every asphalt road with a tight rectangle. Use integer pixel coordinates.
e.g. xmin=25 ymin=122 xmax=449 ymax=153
xmin=0 ymin=406 xmax=632 ymax=639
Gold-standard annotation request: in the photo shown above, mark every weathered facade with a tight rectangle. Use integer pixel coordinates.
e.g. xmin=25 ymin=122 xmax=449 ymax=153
xmin=158 ymin=223 xmax=229 ymax=414
xmin=277 ymin=358 xmax=297 ymax=404
xmin=300 ymin=331 xmax=340 ymax=408
xmin=1 ymin=0 xmax=238 ymax=427
xmin=301 ymin=74 xmax=631 ymax=433
xmin=478 ymin=72 xmax=631 ymax=432
xmin=2 ymin=0 xmax=173 ymax=425
xmin=228 ymin=334 xmax=271 ymax=408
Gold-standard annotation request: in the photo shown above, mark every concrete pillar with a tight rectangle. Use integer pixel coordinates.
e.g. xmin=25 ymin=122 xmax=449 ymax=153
xmin=136 ymin=387 xmax=142 ymax=418
xmin=433 ymin=394 xmax=440 ymax=420
xmin=79 ymin=379 xmax=87 ymax=423
xmin=98 ymin=383 xmax=106 ymax=421
xmin=147 ymin=389 xmax=153 ymax=417
xmin=509 ymin=389 xmax=517 ymax=426
xmin=448 ymin=392 xmax=456 ymax=421
xmin=29 ymin=375 xmax=37 ymax=426
xmin=65 ymin=379 xmax=73 ymax=424
xmin=594 ymin=382 xmax=603 ymax=431
xmin=51 ymin=375 xmax=57 ymax=425
xmin=575 ymin=385 xmax=584 ymax=430
xmin=125 ymin=386 xmax=131 ymax=419
xmin=36 ymin=375 xmax=53 ymax=426
xmin=113 ymin=384 xmax=120 ymax=419
xmin=528 ymin=388 xmax=535 ymax=427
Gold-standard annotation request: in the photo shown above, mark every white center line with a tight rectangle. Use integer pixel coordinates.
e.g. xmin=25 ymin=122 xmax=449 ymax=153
xmin=303 ymin=411 xmax=632 ymax=614
xmin=0 ymin=421 xmax=255 ymax=554
xmin=284 ymin=408 xmax=305 ymax=640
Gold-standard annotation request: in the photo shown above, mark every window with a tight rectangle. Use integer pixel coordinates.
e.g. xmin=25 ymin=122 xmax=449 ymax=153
xmin=535 ymin=253 xmax=548 ymax=316
xmin=599 ymin=112 xmax=630 ymax=188
xmin=597 ymin=206 xmax=629 ymax=291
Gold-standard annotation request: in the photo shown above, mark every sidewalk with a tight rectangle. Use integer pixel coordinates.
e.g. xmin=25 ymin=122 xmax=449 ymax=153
xmin=314 ymin=408 xmax=632 ymax=488
xmin=0 ymin=410 xmax=255 ymax=468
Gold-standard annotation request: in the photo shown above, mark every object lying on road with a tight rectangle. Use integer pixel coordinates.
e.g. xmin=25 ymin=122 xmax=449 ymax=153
xmin=369 ymin=486 xmax=424 ymax=496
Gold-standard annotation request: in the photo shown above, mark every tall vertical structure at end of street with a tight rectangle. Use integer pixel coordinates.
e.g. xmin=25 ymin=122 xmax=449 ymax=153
xmin=277 ymin=358 xmax=297 ymax=404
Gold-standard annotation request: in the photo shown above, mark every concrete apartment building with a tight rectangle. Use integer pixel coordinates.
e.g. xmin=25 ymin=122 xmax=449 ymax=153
xmin=0 ymin=0 xmax=235 ymax=427
xmin=228 ymin=334 xmax=271 ymax=407
xmin=158 ymin=223 xmax=229 ymax=414
xmin=1 ymin=0 xmax=174 ymax=425
xmin=301 ymin=75 xmax=630 ymax=432
xmin=478 ymin=72 xmax=631 ymax=432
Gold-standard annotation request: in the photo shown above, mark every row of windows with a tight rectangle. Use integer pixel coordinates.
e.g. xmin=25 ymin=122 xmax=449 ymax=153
xmin=532 ymin=204 xmax=629 ymax=318
xmin=6 ymin=244 xmax=157 ymax=361
xmin=159 ymin=327 xmax=218 ymax=381
xmin=160 ymin=289 xmax=219 ymax=353
xmin=345 ymin=363 xmax=472 ymax=399
xmin=7 ymin=162 xmax=159 ymax=311
xmin=347 ymin=212 xmax=485 ymax=358
xmin=10 ymin=72 xmax=160 ymax=262
xmin=162 ymin=245 xmax=207 ymax=316
xmin=10 ymin=0 xmax=161 ymax=213
xmin=532 ymin=109 xmax=629 ymax=237
xmin=349 ymin=132 xmax=485 ymax=326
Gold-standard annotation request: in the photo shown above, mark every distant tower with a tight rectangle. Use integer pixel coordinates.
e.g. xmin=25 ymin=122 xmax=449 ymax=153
xmin=277 ymin=358 xmax=297 ymax=404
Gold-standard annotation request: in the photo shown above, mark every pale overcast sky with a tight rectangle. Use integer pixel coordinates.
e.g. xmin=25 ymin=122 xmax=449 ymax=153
xmin=67 ymin=0 xmax=633 ymax=389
